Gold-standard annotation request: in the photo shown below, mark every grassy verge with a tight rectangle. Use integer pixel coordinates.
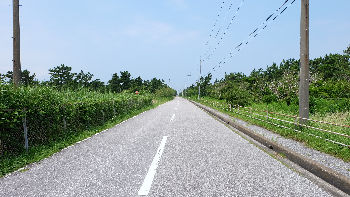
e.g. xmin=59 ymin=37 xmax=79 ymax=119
xmin=189 ymin=96 xmax=350 ymax=162
xmin=0 ymin=97 xmax=172 ymax=178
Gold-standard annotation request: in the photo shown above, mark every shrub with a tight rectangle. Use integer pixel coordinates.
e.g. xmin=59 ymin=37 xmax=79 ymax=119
xmin=155 ymin=87 xmax=176 ymax=98
xmin=0 ymin=85 xmax=153 ymax=155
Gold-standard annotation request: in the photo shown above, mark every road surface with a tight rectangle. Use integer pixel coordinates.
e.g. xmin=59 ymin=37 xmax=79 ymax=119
xmin=0 ymin=97 xmax=331 ymax=196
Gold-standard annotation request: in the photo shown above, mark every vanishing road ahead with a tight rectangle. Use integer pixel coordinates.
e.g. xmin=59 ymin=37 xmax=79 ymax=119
xmin=0 ymin=97 xmax=332 ymax=196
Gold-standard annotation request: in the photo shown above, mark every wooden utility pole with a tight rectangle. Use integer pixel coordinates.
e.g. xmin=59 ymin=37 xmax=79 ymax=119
xmin=198 ymin=58 xmax=202 ymax=100
xmin=299 ymin=0 xmax=309 ymax=124
xmin=13 ymin=0 xmax=21 ymax=86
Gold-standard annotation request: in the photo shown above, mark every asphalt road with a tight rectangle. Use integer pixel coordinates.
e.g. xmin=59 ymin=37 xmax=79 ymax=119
xmin=0 ymin=97 xmax=332 ymax=196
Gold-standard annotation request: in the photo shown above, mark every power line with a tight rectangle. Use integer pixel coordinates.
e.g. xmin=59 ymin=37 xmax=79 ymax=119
xmin=203 ymin=0 xmax=227 ymax=58
xmin=203 ymin=0 xmax=246 ymax=62
xmin=207 ymin=0 xmax=296 ymax=75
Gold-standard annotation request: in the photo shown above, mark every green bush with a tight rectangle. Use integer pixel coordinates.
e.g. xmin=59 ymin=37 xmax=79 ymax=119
xmin=222 ymin=82 xmax=253 ymax=107
xmin=310 ymin=80 xmax=350 ymax=99
xmin=310 ymin=98 xmax=350 ymax=114
xmin=155 ymin=87 xmax=176 ymax=98
xmin=0 ymin=85 xmax=152 ymax=155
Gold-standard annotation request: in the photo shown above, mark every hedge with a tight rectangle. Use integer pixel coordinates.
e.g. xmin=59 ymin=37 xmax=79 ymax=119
xmin=0 ymin=85 xmax=153 ymax=155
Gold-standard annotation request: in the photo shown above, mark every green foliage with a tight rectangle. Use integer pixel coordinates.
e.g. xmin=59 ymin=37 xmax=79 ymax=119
xmin=3 ymin=64 xmax=175 ymax=95
xmin=0 ymin=85 xmax=153 ymax=155
xmin=184 ymin=45 xmax=350 ymax=161
xmin=90 ymin=79 xmax=105 ymax=92
xmin=199 ymin=73 xmax=212 ymax=97
xmin=0 ymin=74 xmax=5 ymax=84
xmin=149 ymin=78 xmax=167 ymax=93
xmin=221 ymin=79 xmax=253 ymax=106
xmin=310 ymin=53 xmax=350 ymax=81
xmin=3 ymin=69 xmax=38 ymax=86
xmin=310 ymin=98 xmax=350 ymax=114
xmin=74 ymin=70 xmax=93 ymax=88
xmin=310 ymin=80 xmax=350 ymax=99
xmin=155 ymin=87 xmax=176 ymax=98
xmin=0 ymin=62 xmax=176 ymax=175
xmin=185 ymin=45 xmax=350 ymax=112
xmin=49 ymin=64 xmax=76 ymax=87
xmin=108 ymin=73 xmax=122 ymax=93
xmin=344 ymin=45 xmax=350 ymax=55
xmin=131 ymin=76 xmax=143 ymax=92
xmin=0 ymin=63 xmax=176 ymax=176
xmin=107 ymin=72 xmax=171 ymax=94
xmin=184 ymin=46 xmax=350 ymax=161
xmin=119 ymin=71 xmax=132 ymax=90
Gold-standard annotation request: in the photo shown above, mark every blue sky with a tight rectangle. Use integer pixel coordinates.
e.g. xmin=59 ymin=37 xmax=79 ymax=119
xmin=0 ymin=0 xmax=349 ymax=92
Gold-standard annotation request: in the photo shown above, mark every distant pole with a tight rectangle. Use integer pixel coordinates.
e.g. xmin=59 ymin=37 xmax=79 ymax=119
xmin=13 ymin=0 xmax=21 ymax=86
xmin=184 ymin=74 xmax=191 ymax=97
xmin=198 ymin=58 xmax=202 ymax=100
xmin=299 ymin=0 xmax=309 ymax=124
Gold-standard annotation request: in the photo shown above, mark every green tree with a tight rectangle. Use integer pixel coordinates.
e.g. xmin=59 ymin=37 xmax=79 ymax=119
xmin=49 ymin=64 xmax=76 ymax=88
xmin=200 ymin=73 xmax=212 ymax=96
xmin=344 ymin=44 xmax=350 ymax=55
xmin=108 ymin=73 xmax=122 ymax=93
xmin=311 ymin=54 xmax=350 ymax=81
xmin=131 ymin=76 xmax=143 ymax=92
xmin=119 ymin=71 xmax=132 ymax=91
xmin=223 ymin=81 xmax=253 ymax=106
xmin=90 ymin=79 xmax=105 ymax=92
xmin=75 ymin=70 xmax=93 ymax=88
xmin=0 ymin=73 xmax=5 ymax=84
xmin=149 ymin=78 xmax=164 ymax=93
xmin=4 ymin=69 xmax=37 ymax=86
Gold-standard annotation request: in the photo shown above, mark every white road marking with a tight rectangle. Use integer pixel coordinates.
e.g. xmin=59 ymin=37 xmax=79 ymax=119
xmin=138 ymin=136 xmax=168 ymax=196
xmin=170 ymin=114 xmax=175 ymax=122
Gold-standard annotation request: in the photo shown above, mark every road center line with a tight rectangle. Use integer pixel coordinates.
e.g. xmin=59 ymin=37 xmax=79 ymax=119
xmin=138 ymin=136 xmax=168 ymax=196
xmin=170 ymin=114 xmax=176 ymax=122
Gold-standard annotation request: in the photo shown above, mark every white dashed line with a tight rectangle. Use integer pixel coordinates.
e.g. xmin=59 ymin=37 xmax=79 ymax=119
xmin=170 ymin=114 xmax=175 ymax=122
xmin=138 ymin=136 xmax=168 ymax=196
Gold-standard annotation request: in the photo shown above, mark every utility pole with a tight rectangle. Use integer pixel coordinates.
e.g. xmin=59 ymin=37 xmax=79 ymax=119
xmin=13 ymin=0 xmax=21 ymax=86
xmin=299 ymin=0 xmax=309 ymax=124
xmin=184 ymin=74 xmax=191 ymax=97
xmin=198 ymin=58 xmax=202 ymax=100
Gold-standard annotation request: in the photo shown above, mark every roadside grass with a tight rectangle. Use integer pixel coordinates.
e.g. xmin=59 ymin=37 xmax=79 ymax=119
xmin=190 ymin=96 xmax=350 ymax=162
xmin=0 ymin=97 xmax=172 ymax=178
xmin=312 ymin=112 xmax=350 ymax=127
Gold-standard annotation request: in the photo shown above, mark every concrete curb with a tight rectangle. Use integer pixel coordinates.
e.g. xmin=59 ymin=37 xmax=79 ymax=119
xmin=190 ymin=100 xmax=350 ymax=195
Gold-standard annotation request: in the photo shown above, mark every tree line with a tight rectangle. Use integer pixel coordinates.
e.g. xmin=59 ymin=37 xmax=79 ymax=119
xmin=0 ymin=64 xmax=175 ymax=95
xmin=184 ymin=45 xmax=350 ymax=111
